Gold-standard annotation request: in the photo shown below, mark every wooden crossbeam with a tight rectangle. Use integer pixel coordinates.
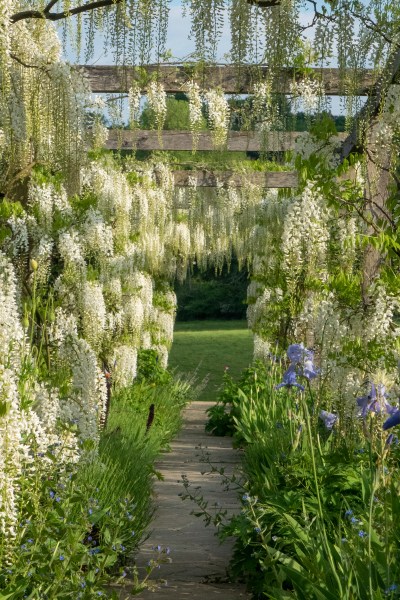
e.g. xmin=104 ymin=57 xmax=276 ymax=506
xmin=81 ymin=65 xmax=376 ymax=95
xmin=107 ymin=129 xmax=347 ymax=151
xmin=162 ymin=169 xmax=298 ymax=188
xmin=247 ymin=0 xmax=281 ymax=6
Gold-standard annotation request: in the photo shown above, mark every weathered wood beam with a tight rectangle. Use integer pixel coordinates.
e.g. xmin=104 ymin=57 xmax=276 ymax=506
xmin=164 ymin=169 xmax=298 ymax=188
xmin=247 ymin=0 xmax=280 ymax=6
xmin=106 ymin=129 xmax=347 ymax=151
xmin=81 ymin=64 xmax=376 ymax=95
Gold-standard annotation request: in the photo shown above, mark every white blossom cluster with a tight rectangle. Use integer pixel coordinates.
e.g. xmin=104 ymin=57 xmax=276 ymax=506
xmin=2 ymin=19 xmax=89 ymax=189
xmin=290 ymin=77 xmax=324 ymax=114
xmin=364 ymin=284 xmax=400 ymax=344
xmin=186 ymin=80 xmax=203 ymax=151
xmin=253 ymin=81 xmax=281 ymax=132
xmin=147 ymin=81 xmax=167 ymax=133
xmin=294 ymin=131 xmax=342 ymax=169
xmin=128 ymin=82 xmax=142 ymax=127
xmin=204 ymin=89 xmax=230 ymax=148
xmin=112 ymin=345 xmax=138 ymax=388
xmin=281 ymin=182 xmax=330 ymax=282
xmin=0 ymin=255 xmax=83 ymax=543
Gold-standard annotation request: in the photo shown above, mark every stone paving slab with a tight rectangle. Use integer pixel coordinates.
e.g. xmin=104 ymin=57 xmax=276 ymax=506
xmin=111 ymin=402 xmax=249 ymax=600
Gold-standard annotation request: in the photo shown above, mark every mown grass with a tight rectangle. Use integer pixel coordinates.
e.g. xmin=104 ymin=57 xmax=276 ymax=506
xmin=168 ymin=320 xmax=253 ymax=400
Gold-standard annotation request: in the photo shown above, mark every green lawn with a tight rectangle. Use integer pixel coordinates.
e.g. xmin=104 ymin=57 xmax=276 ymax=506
xmin=168 ymin=320 xmax=253 ymax=400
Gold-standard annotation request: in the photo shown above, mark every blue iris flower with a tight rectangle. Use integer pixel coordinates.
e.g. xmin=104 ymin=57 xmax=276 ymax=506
xmin=357 ymin=383 xmax=397 ymax=418
xmin=319 ymin=410 xmax=337 ymax=430
xmin=383 ymin=410 xmax=400 ymax=431
xmin=275 ymin=365 xmax=305 ymax=391
xmin=287 ymin=343 xmax=307 ymax=364
xmin=276 ymin=343 xmax=320 ymax=391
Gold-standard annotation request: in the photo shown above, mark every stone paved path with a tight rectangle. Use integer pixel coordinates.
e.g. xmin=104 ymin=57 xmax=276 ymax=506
xmin=110 ymin=401 xmax=249 ymax=599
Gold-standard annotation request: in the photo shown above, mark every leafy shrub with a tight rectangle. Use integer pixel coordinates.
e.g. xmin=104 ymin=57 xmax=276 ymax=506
xmin=208 ymin=357 xmax=400 ymax=599
xmin=0 ymin=374 xmax=192 ymax=599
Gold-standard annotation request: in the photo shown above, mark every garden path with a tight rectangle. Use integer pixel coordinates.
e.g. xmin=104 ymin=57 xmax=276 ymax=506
xmin=111 ymin=401 xmax=249 ymax=599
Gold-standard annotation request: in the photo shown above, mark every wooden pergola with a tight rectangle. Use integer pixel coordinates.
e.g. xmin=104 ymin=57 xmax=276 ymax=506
xmin=83 ymin=62 xmax=399 ymax=189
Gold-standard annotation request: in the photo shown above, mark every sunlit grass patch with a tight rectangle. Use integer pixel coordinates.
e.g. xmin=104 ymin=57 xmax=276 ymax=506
xmin=168 ymin=320 xmax=253 ymax=400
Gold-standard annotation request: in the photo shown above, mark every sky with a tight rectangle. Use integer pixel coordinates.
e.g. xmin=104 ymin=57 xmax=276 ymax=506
xmin=60 ymin=1 xmax=361 ymax=117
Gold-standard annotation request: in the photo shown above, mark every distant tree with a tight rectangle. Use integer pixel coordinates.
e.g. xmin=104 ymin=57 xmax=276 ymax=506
xmin=140 ymin=95 xmax=207 ymax=130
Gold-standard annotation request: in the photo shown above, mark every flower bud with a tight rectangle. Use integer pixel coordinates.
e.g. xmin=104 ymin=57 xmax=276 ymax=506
xmin=30 ymin=259 xmax=38 ymax=271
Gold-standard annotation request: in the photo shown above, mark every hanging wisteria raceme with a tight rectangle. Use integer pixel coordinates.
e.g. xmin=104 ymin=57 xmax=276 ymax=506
xmin=290 ymin=77 xmax=325 ymax=114
xmin=204 ymin=89 xmax=230 ymax=149
xmin=147 ymin=81 xmax=167 ymax=139
xmin=186 ymin=80 xmax=203 ymax=153
xmin=128 ymin=82 xmax=142 ymax=129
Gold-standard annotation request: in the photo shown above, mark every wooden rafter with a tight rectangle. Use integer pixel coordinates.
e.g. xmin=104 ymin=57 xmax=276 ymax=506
xmin=246 ymin=0 xmax=281 ymax=6
xmin=164 ymin=170 xmax=298 ymax=188
xmin=106 ymin=129 xmax=347 ymax=152
xmin=81 ymin=65 xmax=376 ymax=95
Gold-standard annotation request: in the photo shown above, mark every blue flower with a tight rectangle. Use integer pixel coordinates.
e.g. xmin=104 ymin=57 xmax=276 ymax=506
xmin=287 ymin=343 xmax=306 ymax=364
xmin=357 ymin=383 xmax=396 ymax=418
xmin=254 ymin=527 xmax=261 ymax=533
xmin=350 ymin=517 xmax=358 ymax=525
xmin=385 ymin=583 xmax=398 ymax=595
xmin=59 ymin=555 xmax=65 ymax=561
xmin=383 ymin=409 xmax=400 ymax=431
xmin=319 ymin=410 xmax=337 ymax=430
xmin=275 ymin=365 xmax=305 ymax=392
xmin=358 ymin=530 xmax=367 ymax=538
xmin=303 ymin=357 xmax=320 ymax=380
xmin=49 ymin=491 xmax=55 ymax=499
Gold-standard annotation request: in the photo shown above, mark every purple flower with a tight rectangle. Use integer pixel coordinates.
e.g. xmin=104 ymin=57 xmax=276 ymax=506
xmin=275 ymin=365 xmax=305 ymax=392
xmin=285 ymin=343 xmax=319 ymax=380
xmin=287 ymin=343 xmax=306 ymax=364
xmin=357 ymin=383 xmax=396 ymax=418
xmin=303 ymin=358 xmax=320 ymax=380
xmin=383 ymin=409 xmax=400 ymax=431
xmin=358 ymin=530 xmax=367 ymax=538
xmin=319 ymin=410 xmax=337 ymax=430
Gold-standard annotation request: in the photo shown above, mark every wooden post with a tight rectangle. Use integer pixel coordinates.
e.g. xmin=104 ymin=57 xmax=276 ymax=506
xmin=361 ymin=115 xmax=393 ymax=307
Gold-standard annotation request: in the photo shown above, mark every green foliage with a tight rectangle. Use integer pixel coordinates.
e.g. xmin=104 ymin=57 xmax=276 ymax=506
xmin=136 ymin=349 xmax=172 ymax=385
xmin=175 ymin=259 xmax=248 ymax=321
xmin=209 ymin=360 xmax=400 ymax=599
xmin=0 ymin=373 xmax=191 ymax=598
xmin=140 ymin=95 xmax=207 ymax=131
